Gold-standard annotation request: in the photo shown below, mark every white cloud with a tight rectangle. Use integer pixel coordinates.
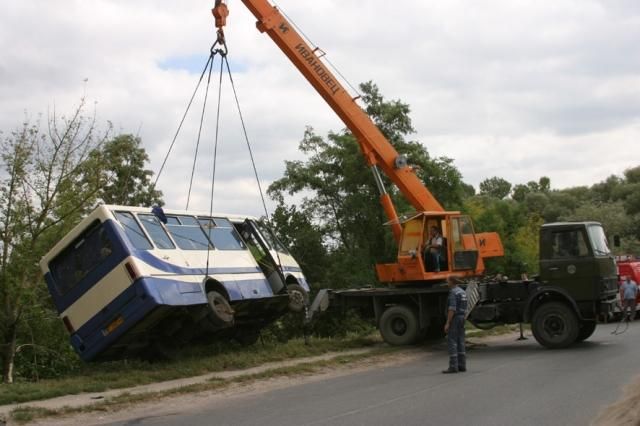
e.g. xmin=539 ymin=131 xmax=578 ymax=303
xmin=1 ymin=0 xmax=639 ymax=216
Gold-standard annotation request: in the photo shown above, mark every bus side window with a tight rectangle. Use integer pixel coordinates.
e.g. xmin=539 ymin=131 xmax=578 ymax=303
xmin=114 ymin=212 xmax=153 ymax=250
xmin=138 ymin=214 xmax=175 ymax=249
xmin=166 ymin=215 xmax=211 ymax=250
xmin=199 ymin=217 xmax=245 ymax=250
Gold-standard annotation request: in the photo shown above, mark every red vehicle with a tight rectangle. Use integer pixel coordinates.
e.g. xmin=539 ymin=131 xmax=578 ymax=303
xmin=617 ymin=256 xmax=640 ymax=303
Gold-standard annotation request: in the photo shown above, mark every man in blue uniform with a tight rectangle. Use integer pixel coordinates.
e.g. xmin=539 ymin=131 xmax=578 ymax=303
xmin=620 ymin=275 xmax=638 ymax=321
xmin=443 ymin=276 xmax=467 ymax=374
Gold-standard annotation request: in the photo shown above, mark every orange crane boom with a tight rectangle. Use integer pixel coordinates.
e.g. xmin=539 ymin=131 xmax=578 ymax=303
xmin=215 ymin=0 xmax=445 ymax=243
xmin=213 ymin=0 xmax=504 ymax=284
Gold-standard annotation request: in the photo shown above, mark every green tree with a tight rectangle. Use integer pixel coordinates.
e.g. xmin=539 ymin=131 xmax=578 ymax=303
xmin=511 ymin=184 xmax=530 ymax=202
xmin=269 ymin=204 xmax=328 ymax=288
xmin=0 ymin=105 xmax=163 ymax=383
xmin=0 ymin=101 xmax=109 ymax=383
xmin=85 ymin=134 xmax=163 ymax=206
xmin=538 ymin=176 xmax=551 ymax=192
xmin=624 ymin=166 xmax=640 ymax=184
xmin=479 ymin=176 xmax=512 ymax=199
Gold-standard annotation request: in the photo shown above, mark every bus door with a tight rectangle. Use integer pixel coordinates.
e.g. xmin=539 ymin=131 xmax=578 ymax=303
xmin=239 ymin=219 xmax=286 ymax=294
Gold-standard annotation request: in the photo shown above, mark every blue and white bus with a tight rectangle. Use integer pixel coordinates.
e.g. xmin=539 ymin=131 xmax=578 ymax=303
xmin=39 ymin=204 xmax=310 ymax=361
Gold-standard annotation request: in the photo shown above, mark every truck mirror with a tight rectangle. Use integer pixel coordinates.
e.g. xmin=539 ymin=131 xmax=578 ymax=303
xmin=613 ymin=235 xmax=621 ymax=247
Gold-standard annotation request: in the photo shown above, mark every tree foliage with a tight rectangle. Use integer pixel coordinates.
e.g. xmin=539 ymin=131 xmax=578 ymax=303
xmin=0 ymin=101 xmax=161 ymax=383
xmin=85 ymin=134 xmax=163 ymax=206
xmin=479 ymin=176 xmax=512 ymax=199
xmin=0 ymin=101 xmax=107 ymax=383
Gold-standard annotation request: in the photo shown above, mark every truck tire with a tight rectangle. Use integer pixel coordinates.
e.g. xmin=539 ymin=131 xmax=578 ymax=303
xmin=379 ymin=305 xmax=419 ymax=346
xmin=576 ymin=321 xmax=597 ymax=342
xmin=207 ymin=290 xmax=235 ymax=327
xmin=531 ymin=302 xmax=579 ymax=349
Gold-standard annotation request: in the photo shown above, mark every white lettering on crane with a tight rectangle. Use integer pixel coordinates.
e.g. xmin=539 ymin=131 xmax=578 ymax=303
xmin=294 ymin=43 xmax=340 ymax=96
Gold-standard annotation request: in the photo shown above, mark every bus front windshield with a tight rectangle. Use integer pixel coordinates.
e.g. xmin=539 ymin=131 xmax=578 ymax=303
xmin=587 ymin=225 xmax=611 ymax=256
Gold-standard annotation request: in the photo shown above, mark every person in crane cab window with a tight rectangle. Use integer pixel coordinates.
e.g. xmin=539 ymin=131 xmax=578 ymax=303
xmin=443 ymin=276 xmax=467 ymax=374
xmin=424 ymin=226 xmax=443 ymax=272
xmin=620 ymin=275 xmax=639 ymax=321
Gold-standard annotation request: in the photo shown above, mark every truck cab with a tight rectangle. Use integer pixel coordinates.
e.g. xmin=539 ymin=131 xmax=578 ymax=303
xmin=469 ymin=221 xmax=618 ymax=349
xmin=539 ymin=222 xmax=619 ymax=313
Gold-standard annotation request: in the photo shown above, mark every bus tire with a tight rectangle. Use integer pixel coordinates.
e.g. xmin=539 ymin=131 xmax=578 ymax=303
xmin=207 ymin=291 xmax=235 ymax=327
xmin=576 ymin=321 xmax=597 ymax=342
xmin=379 ymin=305 xmax=419 ymax=346
xmin=287 ymin=283 xmax=309 ymax=313
xmin=531 ymin=301 xmax=579 ymax=349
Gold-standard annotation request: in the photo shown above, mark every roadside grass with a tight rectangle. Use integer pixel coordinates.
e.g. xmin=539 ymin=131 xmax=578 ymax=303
xmin=0 ymin=334 xmax=381 ymax=406
xmin=9 ymin=349 xmax=397 ymax=424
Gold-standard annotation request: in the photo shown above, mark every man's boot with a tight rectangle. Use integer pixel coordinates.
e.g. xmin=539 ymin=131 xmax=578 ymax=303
xmin=442 ymin=356 xmax=458 ymax=374
xmin=457 ymin=353 xmax=466 ymax=372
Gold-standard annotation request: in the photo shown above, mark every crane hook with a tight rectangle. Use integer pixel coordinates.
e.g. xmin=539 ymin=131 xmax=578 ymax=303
xmin=211 ymin=0 xmax=229 ymax=56
xmin=212 ymin=0 xmax=229 ymax=29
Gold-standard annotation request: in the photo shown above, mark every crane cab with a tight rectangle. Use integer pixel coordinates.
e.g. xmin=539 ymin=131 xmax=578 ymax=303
xmin=376 ymin=212 xmax=503 ymax=285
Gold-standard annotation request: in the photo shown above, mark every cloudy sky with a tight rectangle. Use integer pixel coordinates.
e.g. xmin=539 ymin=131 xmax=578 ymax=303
xmin=1 ymin=0 xmax=639 ymax=216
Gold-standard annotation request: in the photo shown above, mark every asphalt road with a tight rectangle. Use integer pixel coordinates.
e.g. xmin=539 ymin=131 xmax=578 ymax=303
xmin=111 ymin=321 xmax=640 ymax=426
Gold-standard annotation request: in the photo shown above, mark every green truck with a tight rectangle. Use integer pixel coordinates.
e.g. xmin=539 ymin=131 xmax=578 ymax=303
xmin=310 ymin=221 xmax=619 ymax=349
xmin=468 ymin=221 xmax=618 ymax=348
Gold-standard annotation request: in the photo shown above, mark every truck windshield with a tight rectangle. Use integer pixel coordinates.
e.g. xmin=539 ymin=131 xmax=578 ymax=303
xmin=587 ymin=225 xmax=611 ymax=256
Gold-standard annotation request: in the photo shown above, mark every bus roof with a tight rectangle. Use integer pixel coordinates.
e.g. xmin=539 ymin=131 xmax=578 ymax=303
xmin=102 ymin=204 xmax=261 ymax=222
xmin=39 ymin=203 xmax=264 ymax=271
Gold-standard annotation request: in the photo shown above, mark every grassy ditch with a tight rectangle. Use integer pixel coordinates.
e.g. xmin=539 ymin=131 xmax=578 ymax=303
xmin=0 ymin=334 xmax=381 ymax=407
xmin=9 ymin=348 xmax=397 ymax=424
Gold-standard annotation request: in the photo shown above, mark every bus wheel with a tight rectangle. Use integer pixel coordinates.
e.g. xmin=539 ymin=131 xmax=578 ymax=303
xmin=287 ymin=283 xmax=309 ymax=313
xmin=379 ymin=305 xmax=419 ymax=346
xmin=531 ymin=302 xmax=579 ymax=348
xmin=207 ymin=291 xmax=235 ymax=327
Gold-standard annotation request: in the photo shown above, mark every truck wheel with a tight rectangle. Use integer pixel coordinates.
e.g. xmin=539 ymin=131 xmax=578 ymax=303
xmin=531 ymin=302 xmax=579 ymax=349
xmin=576 ymin=321 xmax=597 ymax=342
xmin=287 ymin=283 xmax=309 ymax=313
xmin=207 ymin=291 xmax=235 ymax=327
xmin=379 ymin=305 xmax=419 ymax=346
